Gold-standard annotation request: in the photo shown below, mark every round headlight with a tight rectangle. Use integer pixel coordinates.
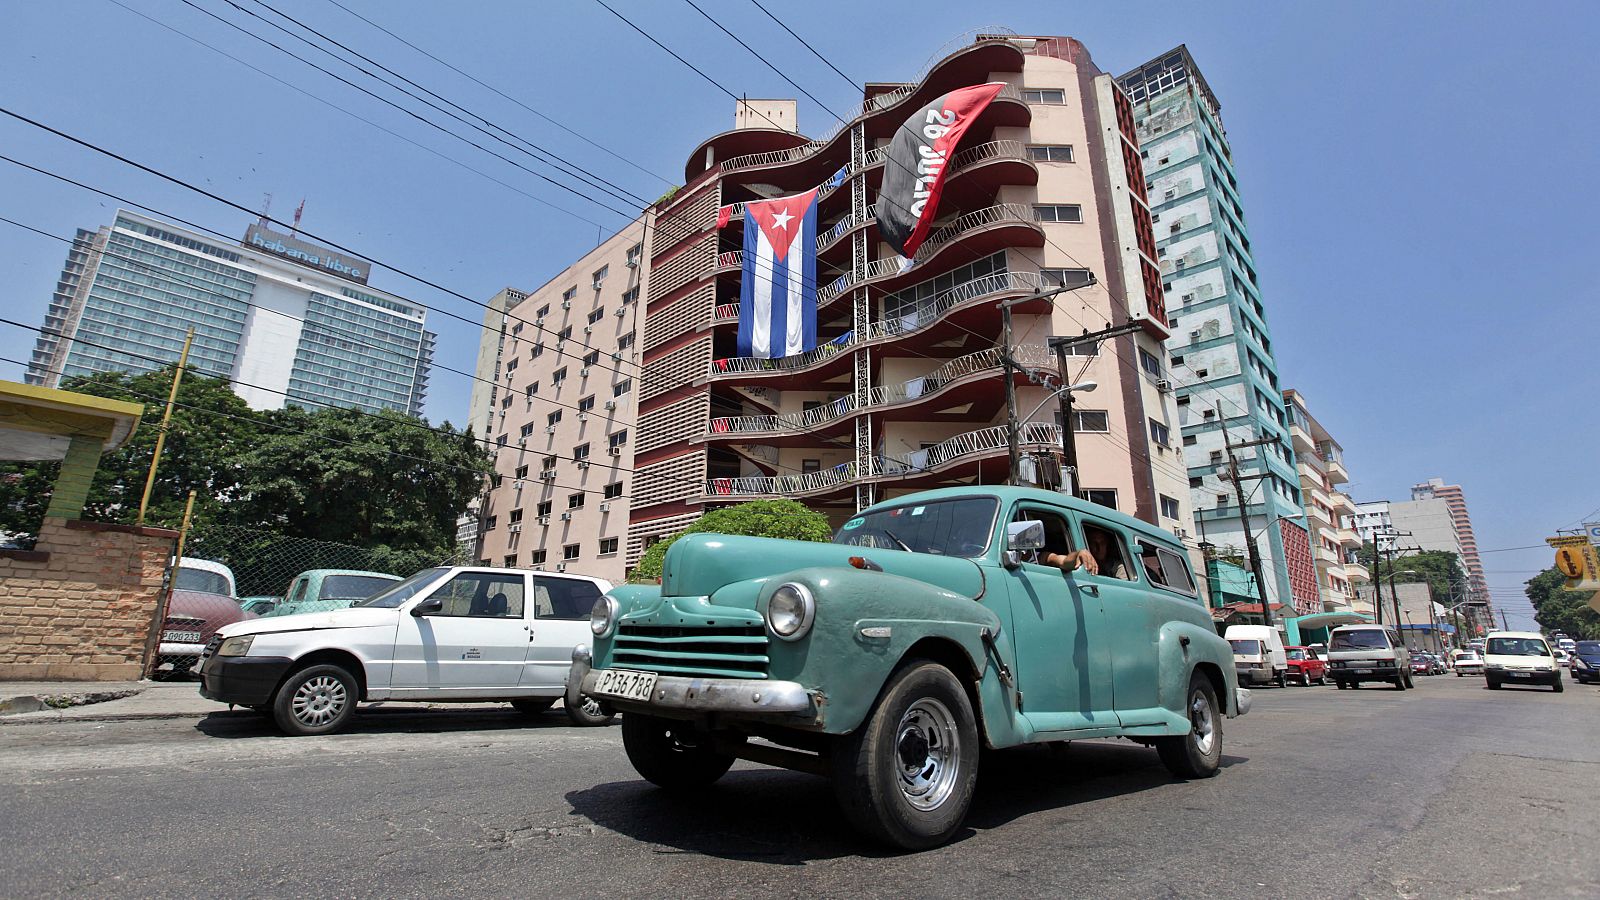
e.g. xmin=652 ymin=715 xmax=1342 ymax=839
xmin=590 ymin=595 xmax=619 ymax=638
xmin=766 ymin=582 xmax=815 ymax=641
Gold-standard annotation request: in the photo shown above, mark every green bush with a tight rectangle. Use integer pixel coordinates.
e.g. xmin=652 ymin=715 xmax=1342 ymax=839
xmin=629 ymin=499 xmax=833 ymax=582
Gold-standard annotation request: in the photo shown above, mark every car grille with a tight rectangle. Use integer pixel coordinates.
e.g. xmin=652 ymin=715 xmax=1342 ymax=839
xmin=200 ymin=634 xmax=223 ymax=663
xmin=613 ymin=624 xmax=769 ymax=680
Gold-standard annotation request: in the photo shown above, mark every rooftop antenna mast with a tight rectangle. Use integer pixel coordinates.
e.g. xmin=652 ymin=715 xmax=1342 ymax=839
xmin=258 ymin=193 xmax=273 ymax=228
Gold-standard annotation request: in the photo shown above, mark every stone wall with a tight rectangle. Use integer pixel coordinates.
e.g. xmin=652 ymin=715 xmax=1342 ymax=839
xmin=0 ymin=517 xmax=176 ymax=681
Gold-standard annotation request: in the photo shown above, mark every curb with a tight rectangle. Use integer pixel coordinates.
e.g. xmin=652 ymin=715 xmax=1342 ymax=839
xmin=0 ymin=689 xmax=143 ymax=717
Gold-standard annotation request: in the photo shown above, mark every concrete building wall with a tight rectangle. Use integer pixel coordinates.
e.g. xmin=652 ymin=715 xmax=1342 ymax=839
xmin=1387 ymin=497 xmax=1466 ymax=559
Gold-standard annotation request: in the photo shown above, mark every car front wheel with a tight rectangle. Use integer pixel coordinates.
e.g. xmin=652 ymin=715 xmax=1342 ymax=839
xmin=1156 ymin=673 xmax=1224 ymax=779
xmin=622 ymin=714 xmax=736 ymax=789
xmin=272 ymin=663 xmax=357 ymax=736
xmin=832 ymin=661 xmax=979 ymax=850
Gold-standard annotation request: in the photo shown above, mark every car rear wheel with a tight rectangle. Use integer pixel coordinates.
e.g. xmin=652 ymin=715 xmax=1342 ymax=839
xmin=1156 ymin=673 xmax=1224 ymax=780
xmin=832 ymin=660 xmax=979 ymax=850
xmin=272 ymin=664 xmax=357 ymax=736
xmin=1487 ymin=679 xmax=1501 ymax=690
xmin=510 ymin=698 xmax=555 ymax=716
xmin=621 ymin=714 xmax=736 ymax=790
xmin=563 ymin=692 xmax=615 ymax=726
xmin=1552 ymin=676 xmax=1564 ymax=693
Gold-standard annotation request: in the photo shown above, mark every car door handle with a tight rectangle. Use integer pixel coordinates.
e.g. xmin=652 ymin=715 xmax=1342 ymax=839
xmin=1081 ymin=585 xmax=1099 ymax=597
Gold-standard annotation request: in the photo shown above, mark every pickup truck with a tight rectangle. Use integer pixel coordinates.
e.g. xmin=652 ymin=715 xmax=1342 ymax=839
xmin=198 ymin=566 xmax=614 ymax=734
xmin=570 ymin=486 xmax=1249 ymax=849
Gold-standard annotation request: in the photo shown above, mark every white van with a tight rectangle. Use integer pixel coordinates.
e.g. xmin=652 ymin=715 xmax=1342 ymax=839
xmin=1326 ymin=624 xmax=1411 ymax=690
xmin=1225 ymin=624 xmax=1288 ymax=687
xmin=198 ymin=566 xmax=616 ymax=735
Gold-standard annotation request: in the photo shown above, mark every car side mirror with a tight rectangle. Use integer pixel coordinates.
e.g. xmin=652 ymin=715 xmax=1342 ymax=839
xmin=1003 ymin=520 xmax=1046 ymax=570
xmin=410 ymin=597 xmax=444 ymax=617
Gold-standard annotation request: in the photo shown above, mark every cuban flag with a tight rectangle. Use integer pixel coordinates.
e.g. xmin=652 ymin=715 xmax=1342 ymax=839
xmin=738 ymin=189 xmax=818 ymax=359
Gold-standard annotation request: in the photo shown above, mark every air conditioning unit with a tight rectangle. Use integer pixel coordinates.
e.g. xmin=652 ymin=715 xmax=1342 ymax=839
xmin=560 ymin=512 xmax=573 ymax=521
xmin=537 ymin=515 xmax=550 ymax=525
xmin=539 ymin=470 xmax=556 ymax=480
xmin=625 ymin=258 xmax=637 ymax=269
xmin=1155 ymin=379 xmax=1172 ymax=392
xmin=517 ymin=438 xmax=527 ymax=448
xmin=608 ymin=447 xmax=622 ymax=457
xmin=604 ymin=401 xmax=617 ymax=411
xmin=592 ymin=280 xmax=603 ymax=290
xmin=545 ymin=425 xmax=557 ymax=434
xmin=583 ymin=326 xmax=593 ymax=335
xmin=535 ymin=317 xmax=545 ymax=327
xmin=507 ymin=523 xmax=521 ymax=533
xmin=561 ymin=300 xmax=571 ymax=310
xmin=580 ymin=368 xmax=591 ymax=377
xmin=599 ymin=502 xmax=611 ymax=512
xmin=514 ymin=480 xmax=525 ymax=490
xmin=610 ymin=351 xmax=621 ymax=361
xmin=556 ymin=563 xmax=568 ymax=572
xmin=614 ymin=306 xmax=626 ymax=316
xmin=577 ymin=461 xmax=590 ymax=470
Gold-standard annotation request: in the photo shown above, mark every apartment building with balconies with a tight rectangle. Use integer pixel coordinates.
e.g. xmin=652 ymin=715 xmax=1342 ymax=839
xmin=470 ymin=223 xmax=650 ymax=582
xmin=1283 ymin=389 xmax=1365 ymax=611
xmin=1411 ymin=477 xmax=1488 ymax=602
xmin=1118 ymin=47 xmax=1313 ymax=614
xmin=627 ymin=35 xmax=1192 ymax=567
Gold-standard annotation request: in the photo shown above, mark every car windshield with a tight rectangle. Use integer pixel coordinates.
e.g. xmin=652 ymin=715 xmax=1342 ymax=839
xmin=1330 ymin=630 xmax=1389 ymax=651
xmin=358 ymin=568 xmax=450 ymax=608
xmin=1577 ymin=642 xmax=1600 ymax=654
xmin=321 ymin=575 xmax=398 ymax=600
xmin=1229 ymin=639 xmax=1261 ymax=654
xmin=1486 ymin=637 xmax=1550 ymax=656
xmin=174 ymin=567 xmax=232 ymax=596
xmin=833 ymin=497 xmax=998 ymax=557
xmin=1286 ymin=649 xmax=1306 ymax=660
xmin=1455 ymin=651 xmax=1479 ymax=660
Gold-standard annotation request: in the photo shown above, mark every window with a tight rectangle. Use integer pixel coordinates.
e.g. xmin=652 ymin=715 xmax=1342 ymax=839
xmin=563 ymin=543 xmax=581 ymax=561
xmin=428 ymin=571 xmax=524 ymax=618
xmin=1026 ymin=145 xmax=1074 ymax=162
xmin=1080 ymin=521 xmax=1133 ymax=580
xmin=1159 ymin=494 xmax=1181 ymax=520
xmin=1216 ymin=493 xmax=1230 ymax=506
xmin=802 ymin=459 xmax=821 ymax=473
xmin=558 ymin=326 xmax=572 ymax=341
xmin=1022 ymin=88 xmax=1066 ymax=104
xmin=574 ymin=443 xmax=590 ymax=461
xmin=568 ymin=493 xmax=585 ymax=510
xmin=1139 ymin=348 xmax=1164 ymax=378
xmin=832 ymin=496 xmax=999 ymax=556
xmin=1040 ymin=267 xmax=1093 ymax=289
xmin=533 ymin=574 xmax=603 ymax=618
xmin=491 ymin=473 xmax=504 ymax=489
xmin=1033 ymin=204 xmax=1083 ymax=223
xmin=618 ymin=332 xmax=635 ymax=350
xmin=526 ymin=382 xmax=539 ymax=397
xmin=536 ymin=500 xmax=552 ymax=517
xmin=603 ymin=481 xmax=623 ymax=499
xmin=563 ymin=287 xmax=577 ymax=302
xmin=514 ymin=464 xmax=529 ymax=479
xmin=599 ymin=537 xmax=619 ymax=556
xmin=531 ymin=343 xmax=544 ymax=359
xmin=1072 ymin=410 xmax=1109 ymax=432
xmin=537 ymin=304 xmax=550 ymax=319
xmin=578 ymin=395 xmax=595 ymax=413
xmin=1149 ymin=419 xmax=1171 ymax=447
xmin=613 ymin=379 xmax=632 ymax=397
xmin=1141 ymin=544 xmax=1196 ymax=596
xmin=1182 ymin=435 xmax=1197 ymax=446
xmin=587 ymin=307 xmax=604 ymax=324
xmin=542 ymin=455 xmax=557 ymax=471
xmin=1083 ymin=489 xmax=1118 ymax=511
xmin=591 ymin=265 xmax=609 ymax=285
xmin=505 ymin=358 xmax=518 ymax=373
xmin=519 ymin=423 xmax=534 ymax=438
xmin=609 ymin=430 xmax=628 ymax=448
xmin=1189 ymin=477 xmax=1203 ymax=488
xmin=621 ymin=286 xmax=640 ymax=304
xmin=547 ymin=410 xmax=562 ymax=427
xmin=1057 ymin=339 xmax=1098 ymax=357
xmin=583 ymin=350 xmax=600 ymax=366
xmin=495 ymin=434 xmax=508 ymax=447
xmin=531 ymin=549 xmax=547 ymax=566
xmin=552 ymin=367 xmax=567 ymax=385
xmin=484 ymin=515 xmax=498 ymax=531
xmin=503 ymin=554 xmax=517 ymax=567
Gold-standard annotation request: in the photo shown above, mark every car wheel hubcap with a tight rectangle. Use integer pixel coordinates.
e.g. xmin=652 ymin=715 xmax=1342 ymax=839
xmin=580 ymin=695 xmax=604 ymax=719
xmin=1190 ymin=692 xmax=1215 ymax=756
xmin=291 ymin=675 xmax=346 ymax=727
xmin=894 ymin=697 xmax=960 ymax=811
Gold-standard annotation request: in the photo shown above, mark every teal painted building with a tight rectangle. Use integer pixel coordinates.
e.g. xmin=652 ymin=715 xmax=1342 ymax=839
xmin=1118 ymin=47 xmax=1315 ymax=617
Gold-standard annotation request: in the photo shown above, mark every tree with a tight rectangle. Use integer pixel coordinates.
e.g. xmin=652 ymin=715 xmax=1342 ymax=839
xmin=237 ymin=406 xmax=491 ymax=559
xmin=0 ymin=368 xmax=262 ymax=533
xmin=1524 ymin=568 xmax=1600 ymax=639
xmin=1357 ymin=543 xmax=1470 ymax=601
xmin=630 ymin=499 xmax=834 ymax=582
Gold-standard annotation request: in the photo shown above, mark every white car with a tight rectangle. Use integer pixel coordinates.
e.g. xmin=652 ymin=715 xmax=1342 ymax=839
xmin=1452 ymin=649 xmax=1485 ymax=676
xmin=1483 ymin=631 xmax=1563 ymax=692
xmin=198 ymin=566 xmax=615 ymax=734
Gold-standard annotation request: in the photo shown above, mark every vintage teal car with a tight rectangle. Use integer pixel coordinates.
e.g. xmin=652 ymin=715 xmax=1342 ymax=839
xmin=568 ymin=486 xmax=1249 ymax=849
xmin=263 ymin=569 xmax=401 ymax=618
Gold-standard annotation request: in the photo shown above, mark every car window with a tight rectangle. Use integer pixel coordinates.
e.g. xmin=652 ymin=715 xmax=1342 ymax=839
xmin=1080 ymin=521 xmax=1135 ymax=581
xmin=289 ymin=578 xmax=310 ymax=603
xmin=1486 ymin=637 xmax=1550 ymax=656
xmin=1576 ymin=642 xmax=1600 ymax=654
xmin=833 ymin=497 xmax=998 ymax=557
xmin=1330 ymin=629 xmax=1389 ymax=651
xmin=1229 ymin=639 xmax=1261 ymax=654
xmin=321 ymin=575 xmax=398 ymax=600
xmin=1010 ymin=507 xmax=1074 ymax=565
xmin=1140 ymin=544 xmax=1196 ymax=595
xmin=431 ymin=572 xmax=526 ymax=618
xmin=1286 ymin=648 xmax=1306 ymax=660
xmin=533 ymin=577 xmax=603 ymax=620
xmin=175 ymin=567 xmax=233 ymax=596
xmin=360 ymin=568 xmax=450 ymax=608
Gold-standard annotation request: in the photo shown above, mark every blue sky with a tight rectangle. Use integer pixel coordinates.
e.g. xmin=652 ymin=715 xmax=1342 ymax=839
xmin=2 ymin=1 xmax=1593 ymax=628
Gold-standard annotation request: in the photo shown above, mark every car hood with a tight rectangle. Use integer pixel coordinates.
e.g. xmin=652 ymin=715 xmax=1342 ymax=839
xmin=661 ymin=533 xmax=986 ymax=603
xmin=218 ymin=605 xmax=399 ymax=638
xmin=1483 ymin=653 xmax=1554 ymax=668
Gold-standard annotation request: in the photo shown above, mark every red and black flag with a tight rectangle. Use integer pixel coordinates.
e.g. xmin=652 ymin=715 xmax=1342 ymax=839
xmin=875 ymin=82 xmax=1005 ymax=259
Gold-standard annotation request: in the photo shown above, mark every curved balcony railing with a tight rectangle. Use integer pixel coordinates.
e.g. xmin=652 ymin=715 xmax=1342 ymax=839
xmin=885 ymin=421 xmax=1062 ymax=475
xmin=707 ymin=460 xmax=860 ymax=498
xmin=948 ymin=139 xmax=1027 ymax=170
xmin=710 ymin=338 xmax=855 ymax=376
xmin=716 ymin=203 xmax=877 ymax=273
xmin=862 ymin=271 xmax=1045 ymax=342
xmin=818 ymin=203 xmax=1039 ymax=305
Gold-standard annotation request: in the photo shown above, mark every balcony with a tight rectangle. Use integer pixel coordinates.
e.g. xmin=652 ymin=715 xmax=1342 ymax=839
xmin=1336 ymin=527 xmax=1361 ymax=549
xmin=1288 ymin=420 xmax=1316 ymax=457
xmin=702 ymin=422 xmax=1061 ymax=500
xmin=1323 ymin=454 xmax=1350 ymax=485
xmin=819 ymin=204 xmax=1045 ymax=307
xmin=1344 ymin=561 xmax=1371 ymax=582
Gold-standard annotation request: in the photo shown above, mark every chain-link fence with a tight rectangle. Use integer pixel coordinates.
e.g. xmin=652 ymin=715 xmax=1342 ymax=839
xmin=148 ymin=524 xmax=458 ymax=680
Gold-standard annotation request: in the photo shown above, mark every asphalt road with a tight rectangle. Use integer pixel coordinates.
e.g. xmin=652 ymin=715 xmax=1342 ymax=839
xmin=1 ymin=675 xmax=1596 ymax=899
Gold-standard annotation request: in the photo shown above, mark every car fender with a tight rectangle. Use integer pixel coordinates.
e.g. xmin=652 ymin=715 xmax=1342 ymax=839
xmin=1158 ymin=620 xmax=1239 ymax=719
xmin=243 ymin=625 xmax=393 ymax=694
xmin=762 ymin=566 xmax=1001 ymax=736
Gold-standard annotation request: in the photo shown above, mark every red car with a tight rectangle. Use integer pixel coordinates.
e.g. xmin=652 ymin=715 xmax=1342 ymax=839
xmin=1285 ymin=646 xmax=1328 ymax=685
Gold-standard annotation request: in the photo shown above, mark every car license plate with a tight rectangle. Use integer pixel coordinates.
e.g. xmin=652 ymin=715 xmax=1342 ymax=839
xmin=1353 ymin=668 xmax=1372 ymax=674
xmin=163 ymin=630 xmax=202 ymax=643
xmin=594 ymin=669 xmax=657 ymax=702
xmin=1511 ymin=672 xmax=1531 ymax=678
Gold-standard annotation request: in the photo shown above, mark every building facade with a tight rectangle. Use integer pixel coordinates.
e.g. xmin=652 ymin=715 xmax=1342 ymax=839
xmin=26 ymin=211 xmax=434 ymax=415
xmin=1283 ymin=389 xmax=1366 ymax=611
xmin=1410 ymin=477 xmax=1488 ymax=602
xmin=625 ymin=35 xmax=1191 ymax=568
xmin=469 ymin=222 xmax=650 ymax=583
xmin=1118 ymin=46 xmax=1311 ymax=613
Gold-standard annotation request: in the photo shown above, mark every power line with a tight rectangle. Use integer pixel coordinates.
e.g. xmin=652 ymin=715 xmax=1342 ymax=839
xmin=746 ymin=0 xmax=858 ymax=91
xmin=679 ymin=0 xmax=850 ymax=127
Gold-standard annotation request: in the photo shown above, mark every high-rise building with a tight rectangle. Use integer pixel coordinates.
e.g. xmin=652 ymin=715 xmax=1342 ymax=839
xmin=1411 ymin=477 xmax=1487 ymax=601
xmin=469 ymin=222 xmax=649 ymax=582
xmin=26 ymin=210 xmax=434 ymax=416
xmin=1283 ymin=389 xmax=1366 ymax=611
xmin=622 ymin=35 xmax=1190 ymax=566
xmin=1118 ymin=47 xmax=1312 ymax=612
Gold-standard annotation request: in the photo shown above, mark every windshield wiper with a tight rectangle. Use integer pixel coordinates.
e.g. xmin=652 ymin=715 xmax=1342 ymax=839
xmin=882 ymin=529 xmax=912 ymax=552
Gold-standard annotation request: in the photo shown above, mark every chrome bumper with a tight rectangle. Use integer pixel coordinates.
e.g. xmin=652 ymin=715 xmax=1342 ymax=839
xmin=1235 ymin=687 xmax=1253 ymax=716
xmin=566 ymin=644 xmax=814 ymax=716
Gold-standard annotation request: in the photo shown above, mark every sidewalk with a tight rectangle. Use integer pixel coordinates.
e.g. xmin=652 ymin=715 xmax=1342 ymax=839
xmin=0 ymin=680 xmax=534 ymax=724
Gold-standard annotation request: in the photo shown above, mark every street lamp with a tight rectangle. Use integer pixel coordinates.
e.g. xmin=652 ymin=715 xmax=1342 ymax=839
xmin=1026 ymin=380 xmax=1096 ymax=497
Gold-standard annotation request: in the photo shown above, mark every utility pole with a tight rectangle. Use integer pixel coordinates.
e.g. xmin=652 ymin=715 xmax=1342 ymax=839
xmin=1000 ymin=277 xmax=1101 ymax=488
xmin=137 ymin=327 xmax=195 ymax=526
xmin=1047 ymin=320 xmax=1140 ymax=498
xmin=1219 ymin=403 xmax=1274 ymax=628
